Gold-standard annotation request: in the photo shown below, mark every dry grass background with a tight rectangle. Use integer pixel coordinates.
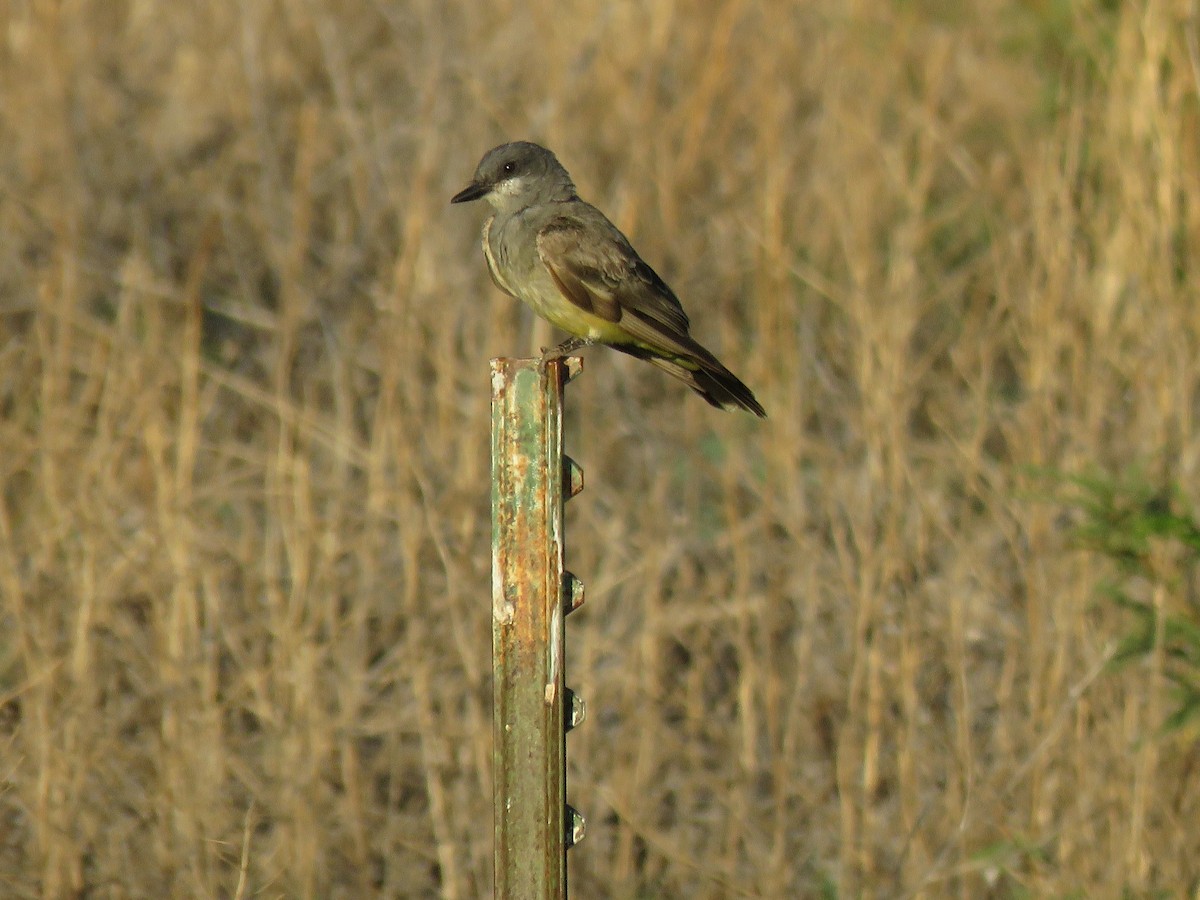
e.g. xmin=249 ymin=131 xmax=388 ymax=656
xmin=0 ymin=0 xmax=1198 ymax=896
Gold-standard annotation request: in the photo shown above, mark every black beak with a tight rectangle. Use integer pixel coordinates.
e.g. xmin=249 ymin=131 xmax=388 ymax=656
xmin=450 ymin=181 xmax=489 ymax=204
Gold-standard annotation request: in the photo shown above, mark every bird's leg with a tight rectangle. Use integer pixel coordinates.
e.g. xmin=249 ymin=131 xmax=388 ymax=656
xmin=540 ymin=335 xmax=592 ymax=361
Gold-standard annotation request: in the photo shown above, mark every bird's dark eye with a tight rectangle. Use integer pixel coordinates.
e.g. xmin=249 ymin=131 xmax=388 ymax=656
xmin=502 ymin=162 xmax=516 ymax=174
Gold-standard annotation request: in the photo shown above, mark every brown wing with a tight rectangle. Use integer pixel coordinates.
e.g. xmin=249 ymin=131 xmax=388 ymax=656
xmin=535 ymin=212 xmax=767 ymax=417
xmin=535 ymin=212 xmax=692 ymax=338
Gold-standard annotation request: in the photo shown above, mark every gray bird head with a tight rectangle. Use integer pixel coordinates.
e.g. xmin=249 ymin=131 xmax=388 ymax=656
xmin=451 ymin=141 xmax=577 ymax=213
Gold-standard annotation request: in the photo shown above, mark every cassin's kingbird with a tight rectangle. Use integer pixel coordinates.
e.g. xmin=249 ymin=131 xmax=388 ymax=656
xmin=451 ymin=141 xmax=766 ymax=417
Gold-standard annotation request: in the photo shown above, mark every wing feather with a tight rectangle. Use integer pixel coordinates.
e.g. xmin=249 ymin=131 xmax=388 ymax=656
xmin=533 ymin=210 xmax=766 ymax=417
xmin=536 ymin=213 xmax=691 ymax=338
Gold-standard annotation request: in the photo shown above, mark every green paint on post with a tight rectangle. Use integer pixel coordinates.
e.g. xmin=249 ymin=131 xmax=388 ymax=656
xmin=490 ymin=356 xmax=582 ymax=899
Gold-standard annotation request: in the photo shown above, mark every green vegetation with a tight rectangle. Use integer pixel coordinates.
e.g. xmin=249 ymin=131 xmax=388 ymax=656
xmin=1054 ymin=470 xmax=1200 ymax=738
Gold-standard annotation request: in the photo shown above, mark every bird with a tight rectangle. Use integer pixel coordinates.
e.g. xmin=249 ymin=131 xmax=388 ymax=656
xmin=451 ymin=141 xmax=766 ymax=418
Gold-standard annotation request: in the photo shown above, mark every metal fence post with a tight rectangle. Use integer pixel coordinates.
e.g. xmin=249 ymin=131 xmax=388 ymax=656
xmin=490 ymin=356 xmax=586 ymax=899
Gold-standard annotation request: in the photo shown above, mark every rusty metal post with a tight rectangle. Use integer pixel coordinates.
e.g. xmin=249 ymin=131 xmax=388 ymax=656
xmin=490 ymin=356 xmax=585 ymax=899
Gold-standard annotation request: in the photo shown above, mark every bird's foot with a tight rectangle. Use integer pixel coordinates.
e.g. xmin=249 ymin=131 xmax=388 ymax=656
xmin=540 ymin=336 xmax=591 ymax=361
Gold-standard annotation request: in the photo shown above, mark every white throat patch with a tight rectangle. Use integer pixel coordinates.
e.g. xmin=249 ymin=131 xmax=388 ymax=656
xmin=494 ymin=177 xmax=525 ymax=197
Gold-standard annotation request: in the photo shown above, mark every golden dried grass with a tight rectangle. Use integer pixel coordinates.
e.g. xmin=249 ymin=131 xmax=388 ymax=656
xmin=0 ymin=0 xmax=1197 ymax=896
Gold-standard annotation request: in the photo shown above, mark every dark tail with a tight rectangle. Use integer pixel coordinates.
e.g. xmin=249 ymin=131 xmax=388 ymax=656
xmin=612 ymin=326 xmax=767 ymax=417
xmin=647 ymin=355 xmax=767 ymax=417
